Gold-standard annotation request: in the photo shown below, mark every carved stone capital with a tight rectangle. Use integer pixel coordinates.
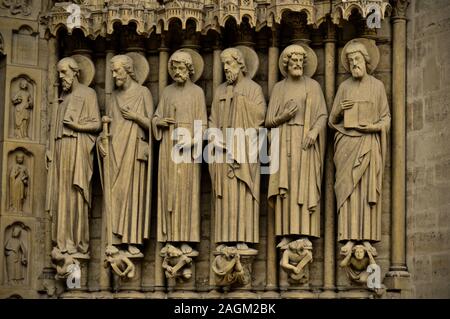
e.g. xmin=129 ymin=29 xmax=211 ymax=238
xmin=391 ymin=0 xmax=409 ymax=19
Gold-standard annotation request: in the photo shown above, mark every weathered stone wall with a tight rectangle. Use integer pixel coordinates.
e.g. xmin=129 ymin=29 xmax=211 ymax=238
xmin=407 ymin=0 xmax=450 ymax=298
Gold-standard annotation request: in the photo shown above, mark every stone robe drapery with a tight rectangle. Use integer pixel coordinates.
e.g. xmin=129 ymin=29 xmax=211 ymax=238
xmin=9 ymin=164 xmax=28 ymax=211
xmin=13 ymin=88 xmax=32 ymax=138
xmin=266 ymin=77 xmax=327 ymax=238
xmin=209 ymin=77 xmax=266 ymax=244
xmin=5 ymin=236 xmax=27 ymax=282
xmin=329 ymin=75 xmax=391 ymax=242
xmin=109 ymin=84 xmax=153 ymax=245
xmin=50 ymin=84 xmax=100 ymax=254
xmin=152 ymin=81 xmax=207 ymax=243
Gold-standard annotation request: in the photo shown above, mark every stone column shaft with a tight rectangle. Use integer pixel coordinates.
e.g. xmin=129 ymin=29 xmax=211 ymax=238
xmin=322 ymin=21 xmax=337 ymax=295
xmin=266 ymin=29 xmax=279 ymax=292
xmin=390 ymin=14 xmax=408 ymax=273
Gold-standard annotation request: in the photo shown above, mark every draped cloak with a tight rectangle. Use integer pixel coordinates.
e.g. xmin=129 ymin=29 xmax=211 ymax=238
xmin=50 ymin=84 xmax=100 ymax=254
xmin=329 ymin=75 xmax=391 ymax=242
xmin=208 ymin=77 xmax=266 ymax=244
xmin=266 ymin=77 xmax=328 ymax=238
xmin=152 ymin=82 xmax=207 ymax=243
xmin=109 ymin=84 xmax=153 ymax=245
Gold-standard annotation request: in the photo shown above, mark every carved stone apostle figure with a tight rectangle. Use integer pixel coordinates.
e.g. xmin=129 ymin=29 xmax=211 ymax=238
xmin=265 ymin=44 xmax=327 ymax=283
xmin=209 ymin=47 xmax=265 ymax=288
xmin=12 ymin=78 xmax=33 ymax=138
xmin=329 ymin=39 xmax=390 ymax=271
xmin=47 ymin=57 xmax=101 ymax=256
xmin=100 ymin=54 xmax=153 ymax=255
xmin=4 ymin=224 xmax=27 ymax=285
xmin=9 ymin=153 xmax=29 ymax=212
xmin=152 ymin=49 xmax=206 ymax=277
xmin=208 ymin=47 xmax=266 ymax=248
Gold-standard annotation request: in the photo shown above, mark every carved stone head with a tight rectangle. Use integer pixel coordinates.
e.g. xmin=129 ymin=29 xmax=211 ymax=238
xmin=57 ymin=57 xmax=80 ymax=92
xmin=15 ymin=153 xmax=24 ymax=165
xmin=168 ymin=51 xmax=194 ymax=84
xmin=281 ymin=45 xmax=308 ymax=79
xmin=221 ymin=48 xmax=247 ymax=84
xmin=344 ymin=41 xmax=371 ymax=79
xmin=110 ymin=54 xmax=138 ymax=88
xmin=353 ymin=244 xmax=367 ymax=260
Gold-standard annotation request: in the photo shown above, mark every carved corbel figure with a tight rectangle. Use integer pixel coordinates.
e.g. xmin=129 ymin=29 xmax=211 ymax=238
xmin=278 ymin=237 xmax=313 ymax=284
xmin=160 ymin=243 xmax=199 ymax=283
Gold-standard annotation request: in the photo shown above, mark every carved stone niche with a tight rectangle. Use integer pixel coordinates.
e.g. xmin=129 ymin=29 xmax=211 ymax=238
xmin=3 ymin=222 xmax=30 ymax=286
xmin=6 ymin=148 xmax=33 ymax=215
xmin=12 ymin=26 xmax=38 ymax=66
xmin=9 ymin=75 xmax=35 ymax=140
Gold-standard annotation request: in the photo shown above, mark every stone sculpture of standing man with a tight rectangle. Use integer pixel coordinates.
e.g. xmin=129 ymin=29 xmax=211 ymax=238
xmin=329 ymin=39 xmax=390 ymax=281
xmin=152 ymin=49 xmax=206 ymax=281
xmin=266 ymin=44 xmax=327 ymax=284
xmin=208 ymin=47 xmax=266 ymax=288
xmin=9 ymin=152 xmax=29 ymax=213
xmin=99 ymin=54 xmax=153 ymax=256
xmin=12 ymin=78 xmax=33 ymax=138
xmin=48 ymin=56 xmax=101 ymax=258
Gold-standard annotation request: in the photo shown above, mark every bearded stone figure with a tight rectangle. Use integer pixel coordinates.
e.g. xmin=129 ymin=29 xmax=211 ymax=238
xmin=99 ymin=54 xmax=153 ymax=255
xmin=208 ymin=47 xmax=266 ymax=248
xmin=329 ymin=39 xmax=390 ymax=270
xmin=266 ymin=44 xmax=327 ymax=284
xmin=209 ymin=47 xmax=265 ymax=290
xmin=153 ymin=49 xmax=206 ymax=281
xmin=48 ymin=57 xmax=101 ymax=257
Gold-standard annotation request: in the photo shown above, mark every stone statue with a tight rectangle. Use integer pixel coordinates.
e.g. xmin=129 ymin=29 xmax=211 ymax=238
xmin=152 ymin=49 xmax=206 ymax=263
xmin=211 ymin=245 xmax=247 ymax=287
xmin=4 ymin=224 xmax=27 ymax=285
xmin=50 ymin=247 xmax=80 ymax=280
xmin=99 ymin=54 xmax=153 ymax=255
xmin=208 ymin=46 xmax=266 ymax=248
xmin=329 ymin=39 xmax=390 ymax=272
xmin=9 ymin=153 xmax=29 ymax=213
xmin=340 ymin=242 xmax=377 ymax=284
xmin=160 ymin=243 xmax=199 ymax=283
xmin=48 ymin=57 xmax=101 ymax=256
xmin=277 ymin=237 xmax=313 ymax=284
xmin=265 ymin=44 xmax=327 ymax=283
xmin=12 ymin=78 xmax=33 ymax=138
xmin=104 ymin=245 xmax=136 ymax=280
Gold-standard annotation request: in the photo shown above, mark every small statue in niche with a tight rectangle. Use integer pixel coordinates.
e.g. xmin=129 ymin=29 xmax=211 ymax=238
xmin=277 ymin=237 xmax=313 ymax=284
xmin=160 ymin=243 xmax=199 ymax=282
xmin=9 ymin=152 xmax=29 ymax=213
xmin=4 ymin=224 xmax=28 ymax=285
xmin=340 ymin=242 xmax=380 ymax=287
xmin=12 ymin=78 xmax=33 ymax=139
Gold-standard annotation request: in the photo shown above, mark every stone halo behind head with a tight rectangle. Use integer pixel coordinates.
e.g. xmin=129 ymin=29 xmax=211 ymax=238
xmin=125 ymin=52 xmax=150 ymax=84
xmin=235 ymin=45 xmax=259 ymax=79
xmin=70 ymin=54 xmax=95 ymax=86
xmin=341 ymin=38 xmax=380 ymax=74
xmin=278 ymin=43 xmax=318 ymax=78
